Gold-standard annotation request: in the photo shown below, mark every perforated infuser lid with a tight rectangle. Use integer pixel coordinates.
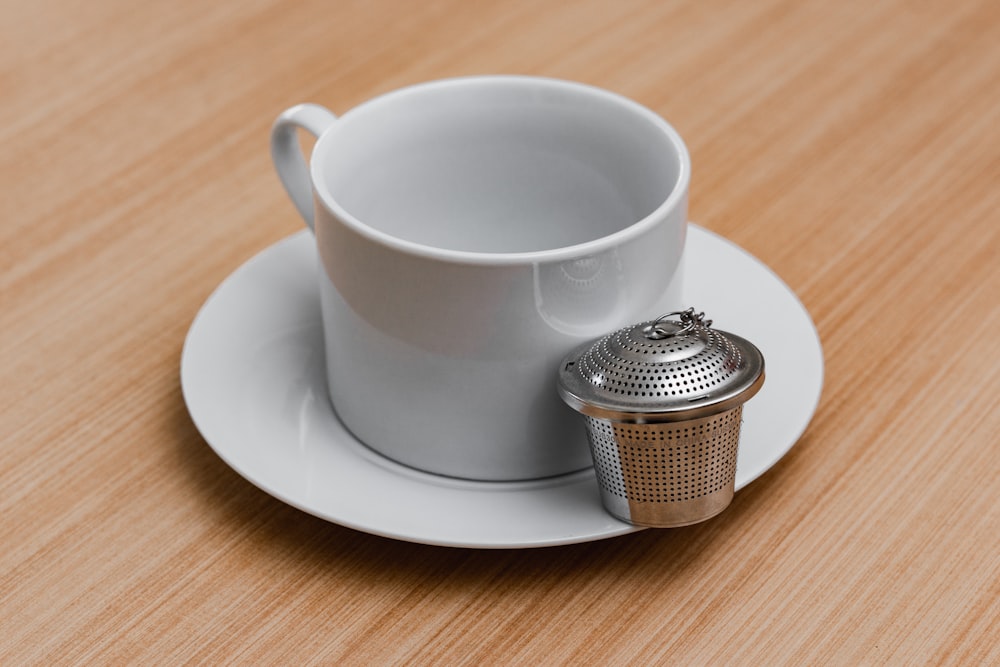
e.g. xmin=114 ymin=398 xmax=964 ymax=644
xmin=558 ymin=308 xmax=765 ymax=423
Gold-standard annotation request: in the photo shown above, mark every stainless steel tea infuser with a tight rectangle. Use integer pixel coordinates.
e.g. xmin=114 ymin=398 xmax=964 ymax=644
xmin=557 ymin=308 xmax=765 ymax=527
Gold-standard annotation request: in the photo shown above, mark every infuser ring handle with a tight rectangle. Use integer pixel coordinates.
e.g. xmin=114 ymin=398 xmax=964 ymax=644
xmin=642 ymin=308 xmax=713 ymax=340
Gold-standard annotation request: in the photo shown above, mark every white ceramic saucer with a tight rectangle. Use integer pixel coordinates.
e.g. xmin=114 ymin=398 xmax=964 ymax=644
xmin=181 ymin=225 xmax=823 ymax=548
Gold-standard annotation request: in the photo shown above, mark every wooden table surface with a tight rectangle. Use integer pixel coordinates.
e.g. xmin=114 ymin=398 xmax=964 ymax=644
xmin=3 ymin=0 xmax=998 ymax=663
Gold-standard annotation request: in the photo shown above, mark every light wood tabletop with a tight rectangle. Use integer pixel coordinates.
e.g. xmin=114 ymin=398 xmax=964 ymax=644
xmin=3 ymin=0 xmax=999 ymax=663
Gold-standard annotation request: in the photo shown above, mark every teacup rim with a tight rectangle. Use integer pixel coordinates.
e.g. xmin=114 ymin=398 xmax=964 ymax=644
xmin=310 ymin=74 xmax=690 ymax=266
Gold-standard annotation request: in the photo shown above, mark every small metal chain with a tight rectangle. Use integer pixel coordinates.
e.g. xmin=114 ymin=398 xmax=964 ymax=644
xmin=642 ymin=307 xmax=712 ymax=340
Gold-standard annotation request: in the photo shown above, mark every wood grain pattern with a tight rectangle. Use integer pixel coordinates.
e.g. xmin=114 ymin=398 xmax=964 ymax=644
xmin=2 ymin=0 xmax=998 ymax=663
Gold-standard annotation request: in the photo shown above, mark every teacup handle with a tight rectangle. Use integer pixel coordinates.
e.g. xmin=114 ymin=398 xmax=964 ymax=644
xmin=270 ymin=103 xmax=338 ymax=231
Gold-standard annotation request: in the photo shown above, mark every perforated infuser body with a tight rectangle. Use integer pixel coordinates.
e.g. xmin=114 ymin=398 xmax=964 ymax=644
xmin=584 ymin=407 xmax=742 ymax=526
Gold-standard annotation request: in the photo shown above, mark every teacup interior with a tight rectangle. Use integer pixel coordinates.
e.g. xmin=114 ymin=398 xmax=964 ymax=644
xmin=319 ymin=80 xmax=683 ymax=254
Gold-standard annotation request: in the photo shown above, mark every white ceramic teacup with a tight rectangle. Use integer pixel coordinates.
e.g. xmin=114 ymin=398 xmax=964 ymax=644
xmin=271 ymin=76 xmax=689 ymax=481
